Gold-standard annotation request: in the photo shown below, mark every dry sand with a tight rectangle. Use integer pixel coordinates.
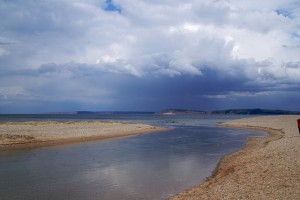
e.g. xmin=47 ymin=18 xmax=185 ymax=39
xmin=0 ymin=121 xmax=168 ymax=150
xmin=171 ymin=115 xmax=300 ymax=200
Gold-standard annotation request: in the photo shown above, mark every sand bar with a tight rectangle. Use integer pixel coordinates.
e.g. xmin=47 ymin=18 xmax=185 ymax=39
xmin=0 ymin=121 xmax=169 ymax=150
xmin=171 ymin=115 xmax=300 ymax=200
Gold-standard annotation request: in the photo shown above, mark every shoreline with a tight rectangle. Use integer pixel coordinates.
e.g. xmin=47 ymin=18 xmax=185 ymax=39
xmin=0 ymin=121 xmax=169 ymax=151
xmin=170 ymin=115 xmax=300 ymax=199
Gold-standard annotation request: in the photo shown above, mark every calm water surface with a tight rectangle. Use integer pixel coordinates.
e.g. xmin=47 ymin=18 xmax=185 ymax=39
xmin=0 ymin=115 xmax=264 ymax=200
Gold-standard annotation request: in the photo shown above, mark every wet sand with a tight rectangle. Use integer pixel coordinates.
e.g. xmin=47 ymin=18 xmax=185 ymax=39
xmin=0 ymin=121 xmax=168 ymax=150
xmin=171 ymin=115 xmax=300 ymax=200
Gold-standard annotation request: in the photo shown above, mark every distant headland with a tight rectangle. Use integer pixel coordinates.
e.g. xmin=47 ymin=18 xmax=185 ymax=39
xmin=156 ymin=108 xmax=300 ymax=115
xmin=41 ymin=109 xmax=300 ymax=115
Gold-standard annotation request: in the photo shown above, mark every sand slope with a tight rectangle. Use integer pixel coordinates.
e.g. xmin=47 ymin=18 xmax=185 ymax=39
xmin=0 ymin=121 xmax=168 ymax=150
xmin=171 ymin=115 xmax=300 ymax=200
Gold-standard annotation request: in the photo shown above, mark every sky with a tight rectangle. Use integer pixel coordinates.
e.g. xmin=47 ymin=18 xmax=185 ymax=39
xmin=0 ymin=0 xmax=300 ymax=113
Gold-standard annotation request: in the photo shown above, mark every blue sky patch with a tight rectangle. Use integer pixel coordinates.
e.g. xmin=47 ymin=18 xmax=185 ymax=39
xmin=1 ymin=0 xmax=300 ymax=113
xmin=105 ymin=0 xmax=122 ymax=13
xmin=275 ymin=9 xmax=293 ymax=18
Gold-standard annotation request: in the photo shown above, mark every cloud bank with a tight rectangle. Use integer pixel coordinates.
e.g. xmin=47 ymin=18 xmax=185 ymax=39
xmin=0 ymin=0 xmax=299 ymax=113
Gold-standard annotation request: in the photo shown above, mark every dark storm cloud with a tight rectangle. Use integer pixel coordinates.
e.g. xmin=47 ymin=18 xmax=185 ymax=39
xmin=0 ymin=0 xmax=300 ymax=113
xmin=2 ymin=59 xmax=299 ymax=113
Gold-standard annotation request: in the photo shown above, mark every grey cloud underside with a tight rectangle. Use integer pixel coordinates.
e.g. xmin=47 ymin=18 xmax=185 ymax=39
xmin=0 ymin=62 xmax=299 ymax=113
xmin=0 ymin=0 xmax=300 ymax=113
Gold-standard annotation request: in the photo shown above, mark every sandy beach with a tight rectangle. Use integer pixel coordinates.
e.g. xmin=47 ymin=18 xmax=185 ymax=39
xmin=171 ymin=115 xmax=300 ymax=200
xmin=0 ymin=121 xmax=168 ymax=150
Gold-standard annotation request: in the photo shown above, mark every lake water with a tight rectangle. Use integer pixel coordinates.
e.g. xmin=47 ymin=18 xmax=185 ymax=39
xmin=0 ymin=115 xmax=264 ymax=200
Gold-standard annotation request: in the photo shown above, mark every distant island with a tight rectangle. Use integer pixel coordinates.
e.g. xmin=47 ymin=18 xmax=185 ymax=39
xmin=69 ymin=109 xmax=300 ymax=115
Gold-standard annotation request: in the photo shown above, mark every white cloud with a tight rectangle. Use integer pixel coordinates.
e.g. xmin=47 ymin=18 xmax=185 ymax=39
xmin=1 ymin=0 xmax=299 ymax=75
xmin=0 ymin=0 xmax=300 ymax=112
xmin=205 ymin=91 xmax=280 ymax=101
